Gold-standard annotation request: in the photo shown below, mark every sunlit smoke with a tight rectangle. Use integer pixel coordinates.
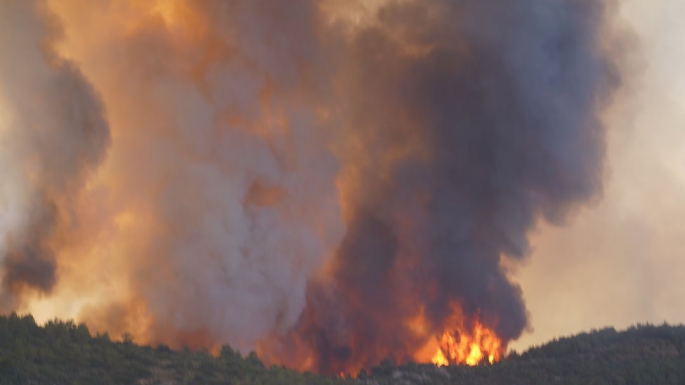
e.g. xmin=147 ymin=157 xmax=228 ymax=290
xmin=0 ymin=0 xmax=629 ymax=374
xmin=0 ymin=0 xmax=110 ymax=310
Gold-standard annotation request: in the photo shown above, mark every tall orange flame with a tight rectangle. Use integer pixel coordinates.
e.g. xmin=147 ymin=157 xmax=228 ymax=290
xmin=1 ymin=0 xmax=623 ymax=375
xmin=432 ymin=320 xmax=504 ymax=367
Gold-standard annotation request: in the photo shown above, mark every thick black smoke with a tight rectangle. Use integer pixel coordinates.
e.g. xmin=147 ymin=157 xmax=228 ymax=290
xmin=270 ymin=0 xmax=624 ymax=373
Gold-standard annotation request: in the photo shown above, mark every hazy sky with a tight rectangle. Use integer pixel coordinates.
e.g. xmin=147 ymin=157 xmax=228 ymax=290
xmin=513 ymin=0 xmax=685 ymax=350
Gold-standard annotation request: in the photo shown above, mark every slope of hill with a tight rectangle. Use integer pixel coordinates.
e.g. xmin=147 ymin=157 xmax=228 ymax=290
xmin=0 ymin=313 xmax=684 ymax=384
xmin=361 ymin=324 xmax=685 ymax=385
xmin=0 ymin=313 xmax=350 ymax=385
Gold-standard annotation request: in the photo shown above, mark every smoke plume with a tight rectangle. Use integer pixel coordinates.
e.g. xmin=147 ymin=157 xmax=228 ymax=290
xmin=263 ymin=0 xmax=624 ymax=373
xmin=0 ymin=0 xmax=110 ymax=309
xmin=0 ymin=0 xmax=627 ymax=374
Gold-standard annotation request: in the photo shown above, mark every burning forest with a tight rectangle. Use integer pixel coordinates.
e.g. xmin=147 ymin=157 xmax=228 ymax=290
xmin=0 ymin=0 xmax=628 ymax=375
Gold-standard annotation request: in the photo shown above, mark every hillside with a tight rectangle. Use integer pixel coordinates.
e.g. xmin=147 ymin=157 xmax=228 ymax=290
xmin=361 ymin=324 xmax=685 ymax=385
xmin=0 ymin=313 xmax=684 ymax=384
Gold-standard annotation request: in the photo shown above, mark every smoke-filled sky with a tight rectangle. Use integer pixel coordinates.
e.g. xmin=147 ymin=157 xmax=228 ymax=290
xmin=512 ymin=0 xmax=685 ymax=351
xmin=0 ymin=0 xmax=683 ymax=373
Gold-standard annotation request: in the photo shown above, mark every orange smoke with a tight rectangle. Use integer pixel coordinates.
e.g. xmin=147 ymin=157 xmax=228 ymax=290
xmin=1 ymin=0 xmax=626 ymax=376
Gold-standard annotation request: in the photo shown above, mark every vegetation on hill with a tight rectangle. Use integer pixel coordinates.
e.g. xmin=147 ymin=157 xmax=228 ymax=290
xmin=361 ymin=323 xmax=685 ymax=385
xmin=0 ymin=313 xmax=684 ymax=384
xmin=0 ymin=313 xmax=350 ymax=385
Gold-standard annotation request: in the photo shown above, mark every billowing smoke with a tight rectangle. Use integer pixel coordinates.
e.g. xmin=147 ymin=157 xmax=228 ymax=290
xmin=0 ymin=0 xmax=110 ymax=310
xmin=45 ymin=0 xmax=347 ymax=349
xmin=261 ymin=0 xmax=624 ymax=373
xmin=0 ymin=0 xmax=627 ymax=374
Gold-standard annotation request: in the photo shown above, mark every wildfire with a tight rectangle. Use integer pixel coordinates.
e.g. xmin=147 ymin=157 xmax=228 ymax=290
xmin=432 ymin=320 xmax=504 ymax=367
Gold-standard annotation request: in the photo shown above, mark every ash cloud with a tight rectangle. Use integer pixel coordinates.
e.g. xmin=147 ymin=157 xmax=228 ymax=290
xmin=52 ymin=0 xmax=346 ymax=351
xmin=0 ymin=0 xmax=628 ymax=374
xmin=269 ymin=0 xmax=625 ymax=373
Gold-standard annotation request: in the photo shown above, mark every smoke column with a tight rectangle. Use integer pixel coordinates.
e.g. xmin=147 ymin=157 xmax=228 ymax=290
xmin=0 ymin=0 xmax=110 ymax=310
xmin=264 ymin=0 xmax=625 ymax=373
xmin=0 ymin=0 xmax=628 ymax=373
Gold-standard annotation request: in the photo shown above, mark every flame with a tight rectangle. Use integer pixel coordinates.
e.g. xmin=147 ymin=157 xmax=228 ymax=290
xmin=432 ymin=320 xmax=504 ymax=367
xmin=2 ymin=0 xmax=616 ymax=374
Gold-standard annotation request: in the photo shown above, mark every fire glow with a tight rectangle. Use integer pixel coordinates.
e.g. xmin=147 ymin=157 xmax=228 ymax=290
xmin=432 ymin=321 xmax=504 ymax=367
xmin=0 ymin=0 xmax=626 ymax=375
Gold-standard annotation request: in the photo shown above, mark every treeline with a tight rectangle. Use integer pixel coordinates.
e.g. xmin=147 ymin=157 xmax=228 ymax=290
xmin=1 ymin=313 xmax=685 ymax=384
xmin=0 ymin=313 xmax=350 ymax=385
xmin=361 ymin=323 xmax=685 ymax=385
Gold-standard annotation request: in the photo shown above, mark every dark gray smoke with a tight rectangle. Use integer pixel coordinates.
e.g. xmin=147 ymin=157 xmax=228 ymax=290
xmin=267 ymin=0 xmax=625 ymax=373
xmin=0 ymin=0 xmax=628 ymax=374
